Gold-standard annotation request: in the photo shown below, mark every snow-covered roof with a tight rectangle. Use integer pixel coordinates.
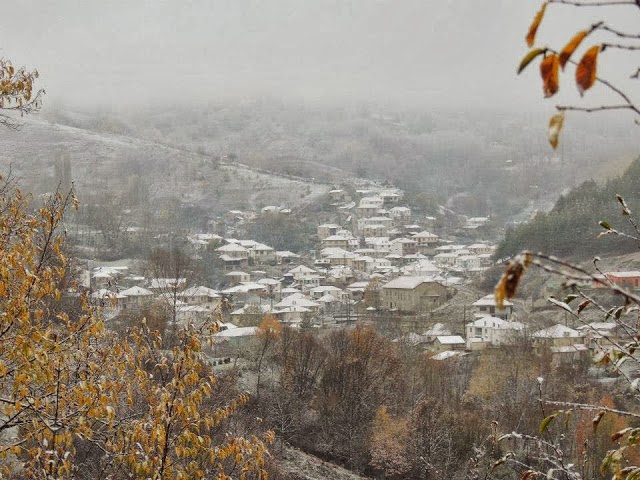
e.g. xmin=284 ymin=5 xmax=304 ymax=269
xmin=217 ymin=243 xmax=248 ymax=252
xmin=275 ymin=293 xmax=319 ymax=309
xmin=215 ymin=326 xmax=258 ymax=338
xmin=287 ymin=265 xmax=316 ymax=274
xmin=230 ymin=305 xmax=272 ymax=316
xmin=382 ymin=276 xmax=442 ymax=290
xmin=412 ymin=231 xmax=439 ymax=239
xmin=431 ymin=350 xmax=468 ymax=361
xmin=91 ymin=288 xmax=126 ymax=300
xmin=533 ymin=324 xmax=582 ymax=339
xmin=323 ymin=235 xmax=351 ymax=242
xmin=179 ymin=286 xmax=220 ymax=298
xmin=472 ymin=294 xmax=513 ymax=308
xmin=423 ymin=323 xmax=451 ymax=336
xmin=467 ymin=317 xmax=524 ymax=330
xmin=435 ymin=335 xmax=465 ymax=345
xmin=257 ymin=278 xmax=281 ymax=286
xmin=148 ymin=278 xmax=186 ymax=289
xmin=120 ymin=286 xmax=154 ymax=297
xmin=317 ymin=293 xmax=339 ymax=303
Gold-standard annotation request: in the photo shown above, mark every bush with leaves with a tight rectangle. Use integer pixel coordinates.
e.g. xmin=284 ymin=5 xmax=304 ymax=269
xmin=0 ymin=179 xmax=272 ymax=479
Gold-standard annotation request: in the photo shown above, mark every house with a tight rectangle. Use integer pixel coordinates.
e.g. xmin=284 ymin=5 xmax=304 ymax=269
xmin=308 ymin=285 xmax=343 ymax=300
xmin=230 ymin=304 xmax=272 ymax=326
xmin=389 ymin=238 xmax=418 ymax=256
xmin=412 ymin=231 xmax=440 ymax=254
xmin=532 ymin=324 xmax=584 ymax=348
xmin=176 ymin=304 xmax=211 ymax=324
xmin=119 ymin=286 xmax=154 ymax=309
xmin=432 ymin=335 xmax=466 ymax=353
xmin=467 ymin=243 xmax=495 ymax=256
xmin=356 ymin=204 xmax=381 ymax=218
xmin=287 ymin=265 xmax=317 ymax=281
xmin=274 ymin=293 xmax=320 ymax=312
xmin=358 ymin=216 xmax=393 ymax=231
xmin=178 ymin=286 xmax=221 ymax=308
xmin=362 ymin=224 xmax=389 ymax=238
xmin=317 ymin=223 xmax=341 ymax=241
xmin=220 ymin=282 xmax=268 ymax=307
xmin=577 ymin=322 xmax=622 ymax=349
xmin=364 ymin=237 xmax=391 ymax=256
xmin=91 ymin=289 xmax=126 ymax=310
xmin=249 ymin=243 xmax=276 ymax=264
xmin=455 ymin=255 xmax=482 ymax=272
xmin=379 ymin=191 xmax=401 ymax=206
xmin=216 ymin=243 xmax=249 ymax=269
xmin=465 ymin=316 xmax=524 ymax=350
xmin=472 ymin=294 xmax=514 ymax=320
xmin=381 ymin=276 xmax=448 ymax=312
xmin=388 ymin=206 xmax=411 ymax=223
xmin=593 ymin=271 xmax=640 ymax=289
xmin=321 ymin=235 xmax=351 ymax=250
xmin=275 ymin=251 xmax=300 ymax=264
xmin=225 ymin=271 xmax=251 ymax=285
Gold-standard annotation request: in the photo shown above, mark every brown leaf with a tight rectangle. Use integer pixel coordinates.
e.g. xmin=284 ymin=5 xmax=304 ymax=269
xmin=559 ymin=30 xmax=588 ymax=69
xmin=576 ymin=45 xmax=600 ymax=96
xmin=526 ymin=3 xmax=547 ymax=47
xmin=547 ymin=111 xmax=565 ymax=149
xmin=593 ymin=410 xmax=605 ymax=432
xmin=495 ymin=254 xmax=531 ymax=308
xmin=540 ymin=54 xmax=560 ymax=97
xmin=577 ymin=299 xmax=591 ymax=315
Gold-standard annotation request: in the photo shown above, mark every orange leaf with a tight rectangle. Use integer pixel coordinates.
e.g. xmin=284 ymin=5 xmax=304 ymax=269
xmin=559 ymin=30 xmax=588 ymax=69
xmin=540 ymin=54 xmax=560 ymax=97
xmin=526 ymin=3 xmax=547 ymax=47
xmin=547 ymin=111 xmax=565 ymax=150
xmin=576 ymin=45 xmax=600 ymax=96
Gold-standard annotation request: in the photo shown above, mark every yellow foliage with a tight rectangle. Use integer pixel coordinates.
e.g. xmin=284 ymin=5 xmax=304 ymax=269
xmin=0 ymin=183 xmax=272 ymax=479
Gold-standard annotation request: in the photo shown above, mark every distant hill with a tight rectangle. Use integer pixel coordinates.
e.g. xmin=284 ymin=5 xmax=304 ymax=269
xmin=495 ymin=157 xmax=640 ymax=261
xmin=0 ymin=117 xmax=330 ymax=218
xmin=43 ymin=103 xmax=640 ymax=220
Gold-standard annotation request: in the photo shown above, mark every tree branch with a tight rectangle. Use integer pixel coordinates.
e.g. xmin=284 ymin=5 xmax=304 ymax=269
xmin=550 ymin=0 xmax=640 ymax=5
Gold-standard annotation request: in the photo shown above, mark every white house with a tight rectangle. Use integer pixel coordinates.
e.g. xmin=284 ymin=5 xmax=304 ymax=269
xmin=466 ymin=316 xmax=524 ymax=349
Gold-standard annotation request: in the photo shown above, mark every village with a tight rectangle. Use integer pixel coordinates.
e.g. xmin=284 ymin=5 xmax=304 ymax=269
xmin=76 ymin=183 xmax=637 ymax=368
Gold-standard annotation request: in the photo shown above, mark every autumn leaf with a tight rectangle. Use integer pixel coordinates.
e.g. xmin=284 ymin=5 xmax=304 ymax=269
xmin=576 ymin=45 xmax=600 ymax=96
xmin=526 ymin=3 xmax=547 ymax=47
xmin=540 ymin=54 xmax=560 ymax=97
xmin=559 ymin=30 xmax=588 ymax=69
xmin=518 ymin=48 xmax=545 ymax=74
xmin=547 ymin=111 xmax=565 ymax=149
xmin=495 ymin=254 xmax=532 ymax=308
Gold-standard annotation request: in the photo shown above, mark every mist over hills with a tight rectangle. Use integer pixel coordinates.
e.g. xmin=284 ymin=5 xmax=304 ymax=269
xmin=35 ymin=101 xmax=639 ymax=222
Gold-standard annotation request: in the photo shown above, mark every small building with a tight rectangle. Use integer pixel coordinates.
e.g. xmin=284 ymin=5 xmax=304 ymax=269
xmin=178 ymin=286 xmax=221 ymax=308
xmin=532 ymin=324 xmax=584 ymax=348
xmin=432 ymin=335 xmax=466 ymax=353
xmin=472 ymin=294 xmax=514 ymax=320
xmin=465 ymin=316 xmax=524 ymax=350
xmin=317 ymin=223 xmax=341 ymax=241
xmin=381 ymin=276 xmax=448 ymax=312
xmin=412 ymin=231 xmax=440 ymax=254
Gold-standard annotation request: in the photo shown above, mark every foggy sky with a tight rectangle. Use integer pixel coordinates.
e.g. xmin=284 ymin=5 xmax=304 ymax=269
xmin=2 ymin=1 xmax=638 ymax=112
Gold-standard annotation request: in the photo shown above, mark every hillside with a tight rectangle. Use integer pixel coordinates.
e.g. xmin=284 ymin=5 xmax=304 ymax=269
xmin=44 ymin=103 xmax=640 ymax=220
xmin=495 ymin=157 xmax=640 ymax=261
xmin=0 ymin=116 xmax=331 ymax=217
